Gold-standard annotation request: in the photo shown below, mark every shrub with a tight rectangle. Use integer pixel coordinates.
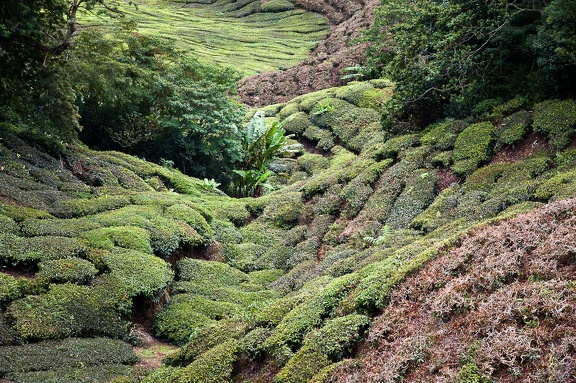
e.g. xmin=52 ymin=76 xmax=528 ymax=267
xmin=248 ymin=269 xmax=285 ymax=285
xmin=303 ymin=314 xmax=370 ymax=360
xmin=212 ymin=219 xmax=243 ymax=244
xmin=82 ymin=226 xmax=153 ymax=254
xmin=0 ymin=214 xmax=18 ymax=234
xmin=421 ymin=120 xmax=468 ymax=150
xmin=340 ymin=180 xmax=374 ymax=219
xmin=240 ymin=327 xmax=272 ymax=361
xmin=0 ymin=204 xmax=53 ymax=222
xmin=297 ymin=153 xmax=330 ymax=175
xmin=386 ymin=170 xmax=438 ymax=229
xmin=453 ymin=122 xmax=497 ymax=175
xmin=165 ymin=204 xmax=214 ymax=243
xmin=5 ymin=365 xmax=132 ymax=383
xmin=264 ymin=274 xmax=359 ymax=353
xmin=254 ymin=295 xmax=306 ymax=328
xmin=303 ymin=125 xmax=336 ymax=151
xmin=498 ymin=110 xmax=532 ymax=145
xmin=0 ymin=272 xmax=21 ymax=303
xmin=0 ymin=337 xmax=137 ymax=374
xmin=20 ymin=218 xmax=102 ymax=237
xmin=533 ymin=99 xmax=576 ymax=150
xmin=164 ymin=320 xmax=246 ymax=367
xmin=1 ymin=235 xmax=87 ymax=266
xmin=363 ymin=134 xmax=420 ymax=160
xmin=177 ymin=259 xmax=249 ymax=286
xmin=276 ymin=314 xmax=370 ymax=382
xmin=154 ymin=302 xmax=214 ymax=344
xmin=223 ymin=243 xmax=269 ymax=272
xmin=283 ymin=112 xmax=312 ymax=135
xmin=261 ymin=192 xmax=303 ymax=228
xmin=275 ymin=350 xmax=331 ymax=383
xmin=51 ymin=196 xmax=131 ymax=218
xmin=96 ymin=248 xmax=173 ymax=302
xmin=170 ymin=293 xmax=240 ymax=320
xmin=277 ymin=102 xmax=300 ymax=121
xmin=37 ymin=257 xmax=98 ymax=284
xmin=172 ymin=339 xmax=240 ymax=383
xmin=210 ymin=200 xmax=251 ymax=226
xmin=6 ymin=283 xmax=127 ymax=340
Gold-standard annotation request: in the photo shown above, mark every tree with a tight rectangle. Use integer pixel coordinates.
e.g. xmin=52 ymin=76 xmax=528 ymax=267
xmin=364 ymin=0 xmax=575 ymax=131
xmin=70 ymin=24 xmax=246 ymax=180
xmin=0 ymin=0 xmax=119 ymax=143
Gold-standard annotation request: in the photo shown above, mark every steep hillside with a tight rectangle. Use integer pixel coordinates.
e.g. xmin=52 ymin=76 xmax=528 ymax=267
xmin=239 ymin=0 xmax=380 ymax=106
xmin=81 ymin=0 xmax=330 ymax=76
xmin=2 ymin=81 xmax=576 ymax=382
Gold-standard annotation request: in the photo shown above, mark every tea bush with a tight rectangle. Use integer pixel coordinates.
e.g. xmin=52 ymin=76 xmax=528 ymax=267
xmin=51 ymin=196 xmax=131 ymax=218
xmin=172 ymin=339 xmax=240 ymax=383
xmin=0 ymin=214 xmax=18 ymax=234
xmin=0 ymin=272 xmax=21 ymax=304
xmin=154 ymin=302 xmax=214 ymax=344
xmin=4 ymin=365 xmax=132 ymax=383
xmin=165 ymin=204 xmax=214 ymax=244
xmin=283 ymin=112 xmax=312 ymax=135
xmin=498 ymin=110 xmax=532 ymax=146
xmin=0 ymin=337 xmax=137 ymax=374
xmin=177 ymin=259 xmax=249 ymax=286
xmin=6 ymin=283 xmax=127 ymax=340
xmin=533 ymin=99 xmax=576 ymax=150
xmin=82 ymin=226 xmax=153 ymax=254
xmin=421 ymin=120 xmax=468 ymax=150
xmin=453 ymin=122 xmax=497 ymax=175
xmin=20 ymin=218 xmax=102 ymax=237
xmin=37 ymin=257 xmax=98 ymax=285
xmin=165 ymin=320 xmax=246 ymax=367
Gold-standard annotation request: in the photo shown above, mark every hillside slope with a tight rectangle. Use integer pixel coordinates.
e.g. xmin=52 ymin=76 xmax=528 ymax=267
xmin=1 ymin=83 xmax=576 ymax=382
xmin=239 ymin=0 xmax=380 ymax=106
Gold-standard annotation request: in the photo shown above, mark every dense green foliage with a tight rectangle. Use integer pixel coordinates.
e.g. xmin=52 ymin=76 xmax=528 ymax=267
xmin=2 ymin=0 xmax=576 ymax=382
xmin=365 ymin=0 xmax=576 ymax=130
xmin=72 ymin=26 xmax=246 ymax=180
xmin=231 ymin=111 xmax=302 ymax=197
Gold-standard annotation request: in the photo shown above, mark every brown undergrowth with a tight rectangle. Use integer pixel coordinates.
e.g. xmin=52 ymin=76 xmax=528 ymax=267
xmin=330 ymin=198 xmax=576 ymax=383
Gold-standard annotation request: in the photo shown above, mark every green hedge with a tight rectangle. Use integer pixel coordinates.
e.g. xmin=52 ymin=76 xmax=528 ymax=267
xmin=6 ymin=283 xmax=127 ymax=340
xmin=0 ymin=214 xmax=18 ymax=234
xmin=534 ymin=99 xmax=576 ymax=150
xmin=498 ymin=110 xmax=532 ymax=145
xmin=0 ymin=234 xmax=86 ymax=266
xmin=177 ymin=259 xmax=249 ymax=286
xmin=37 ymin=257 xmax=98 ymax=284
xmin=0 ymin=337 xmax=137 ymax=374
xmin=51 ymin=196 xmax=131 ymax=218
xmin=82 ymin=226 xmax=153 ymax=254
xmin=0 ymin=272 xmax=21 ymax=303
xmin=4 ymin=364 xmax=132 ymax=383
xmin=164 ymin=320 xmax=246 ymax=367
xmin=20 ymin=218 xmax=102 ymax=237
xmin=453 ymin=122 xmax=496 ymax=175
xmin=96 ymin=247 xmax=173 ymax=302
xmin=154 ymin=302 xmax=215 ymax=344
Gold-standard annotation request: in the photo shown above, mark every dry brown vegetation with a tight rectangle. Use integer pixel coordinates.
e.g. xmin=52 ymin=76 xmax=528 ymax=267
xmin=239 ymin=0 xmax=379 ymax=106
xmin=330 ymin=198 xmax=576 ymax=383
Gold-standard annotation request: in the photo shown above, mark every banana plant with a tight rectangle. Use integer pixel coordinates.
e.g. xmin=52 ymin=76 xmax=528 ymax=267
xmin=232 ymin=111 xmax=302 ymax=197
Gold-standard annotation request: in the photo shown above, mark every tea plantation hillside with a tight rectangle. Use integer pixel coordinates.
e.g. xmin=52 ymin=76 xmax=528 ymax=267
xmin=81 ymin=0 xmax=329 ymax=76
xmin=1 ymin=81 xmax=576 ymax=382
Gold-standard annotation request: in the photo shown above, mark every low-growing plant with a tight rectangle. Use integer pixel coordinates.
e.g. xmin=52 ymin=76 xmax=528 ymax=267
xmin=0 ymin=337 xmax=138 ymax=375
xmin=6 ymin=283 xmax=128 ymax=340
xmin=37 ymin=257 xmax=98 ymax=285
xmin=533 ymin=99 xmax=576 ymax=151
xmin=196 ymin=178 xmax=221 ymax=192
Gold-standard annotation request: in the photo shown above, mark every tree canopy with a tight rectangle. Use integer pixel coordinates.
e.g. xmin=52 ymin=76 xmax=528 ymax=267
xmin=364 ymin=0 xmax=576 ymax=131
